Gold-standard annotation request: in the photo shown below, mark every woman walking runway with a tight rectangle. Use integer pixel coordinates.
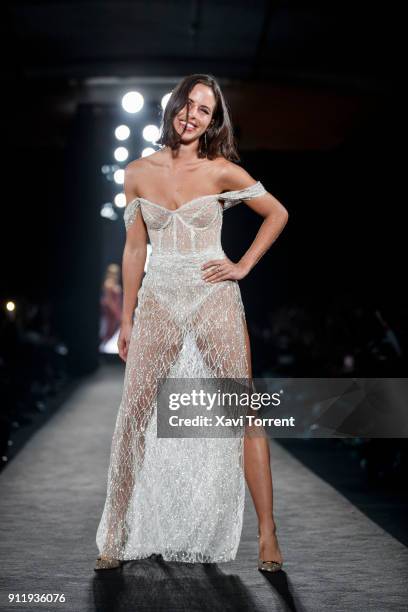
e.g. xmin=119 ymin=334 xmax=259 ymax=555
xmin=95 ymin=73 xmax=289 ymax=572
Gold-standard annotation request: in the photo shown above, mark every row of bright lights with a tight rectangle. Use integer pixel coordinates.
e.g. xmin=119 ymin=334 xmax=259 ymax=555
xmin=103 ymin=90 xmax=172 ymax=214
xmin=121 ymin=91 xmax=171 ymax=114
xmin=115 ymin=124 xmax=160 ymax=148
xmin=113 ymin=124 xmax=160 ymax=163
xmin=114 ymin=90 xmax=171 ymax=160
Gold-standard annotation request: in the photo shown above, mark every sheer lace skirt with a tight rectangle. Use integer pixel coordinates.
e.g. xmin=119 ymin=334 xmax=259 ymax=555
xmin=96 ymin=251 xmax=256 ymax=562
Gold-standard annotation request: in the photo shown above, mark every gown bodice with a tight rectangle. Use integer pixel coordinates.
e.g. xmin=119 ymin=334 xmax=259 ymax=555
xmin=123 ymin=180 xmax=267 ymax=257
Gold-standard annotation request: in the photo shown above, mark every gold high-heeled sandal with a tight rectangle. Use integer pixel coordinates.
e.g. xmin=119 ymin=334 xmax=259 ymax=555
xmin=95 ymin=527 xmax=127 ymax=570
xmin=94 ymin=555 xmax=123 ymax=571
xmin=257 ymin=533 xmax=283 ymax=573
xmin=258 ymin=558 xmax=282 ymax=572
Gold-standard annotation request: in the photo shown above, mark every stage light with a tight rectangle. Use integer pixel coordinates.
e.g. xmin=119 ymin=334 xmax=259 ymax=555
xmin=115 ymin=125 xmax=130 ymax=140
xmin=114 ymin=193 xmax=126 ymax=208
xmin=6 ymin=301 xmax=15 ymax=312
xmin=100 ymin=202 xmax=117 ymax=220
xmin=114 ymin=147 xmax=128 ymax=162
xmin=161 ymin=92 xmax=172 ymax=110
xmin=142 ymin=124 xmax=160 ymax=143
xmin=141 ymin=147 xmax=155 ymax=157
xmin=121 ymin=91 xmax=144 ymax=113
xmin=114 ymin=169 xmax=125 ymax=184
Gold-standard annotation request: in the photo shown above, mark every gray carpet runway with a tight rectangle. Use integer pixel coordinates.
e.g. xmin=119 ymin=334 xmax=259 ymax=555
xmin=0 ymin=364 xmax=407 ymax=612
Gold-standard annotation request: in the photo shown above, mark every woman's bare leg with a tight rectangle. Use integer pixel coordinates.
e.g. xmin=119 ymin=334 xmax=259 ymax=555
xmin=99 ymin=296 xmax=183 ymax=562
xmin=242 ymin=319 xmax=283 ymax=564
xmin=192 ymin=289 xmax=283 ymax=564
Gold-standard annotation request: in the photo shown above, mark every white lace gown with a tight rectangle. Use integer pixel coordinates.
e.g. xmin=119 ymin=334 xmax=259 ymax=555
xmin=95 ymin=180 xmax=267 ymax=563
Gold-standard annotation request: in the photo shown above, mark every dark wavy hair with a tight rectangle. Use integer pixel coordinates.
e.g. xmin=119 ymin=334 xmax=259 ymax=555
xmin=157 ymin=73 xmax=240 ymax=162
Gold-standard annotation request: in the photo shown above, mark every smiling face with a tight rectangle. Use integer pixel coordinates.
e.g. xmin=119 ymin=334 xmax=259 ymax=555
xmin=173 ymin=83 xmax=216 ymax=141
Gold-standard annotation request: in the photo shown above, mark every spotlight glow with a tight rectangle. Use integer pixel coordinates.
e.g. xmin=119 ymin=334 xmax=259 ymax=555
xmin=114 ymin=147 xmax=128 ymax=162
xmin=142 ymin=124 xmax=160 ymax=143
xmin=114 ymin=169 xmax=125 ymax=184
xmin=6 ymin=301 xmax=15 ymax=312
xmin=115 ymin=125 xmax=130 ymax=140
xmin=114 ymin=193 xmax=126 ymax=208
xmin=121 ymin=91 xmax=144 ymax=113
xmin=100 ymin=203 xmax=117 ymax=220
xmin=161 ymin=92 xmax=172 ymax=110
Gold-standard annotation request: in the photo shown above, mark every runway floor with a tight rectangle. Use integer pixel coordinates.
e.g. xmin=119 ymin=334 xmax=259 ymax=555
xmin=0 ymin=363 xmax=407 ymax=611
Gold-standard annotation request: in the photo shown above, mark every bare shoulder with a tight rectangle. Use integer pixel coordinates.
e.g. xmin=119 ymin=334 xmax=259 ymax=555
xmin=123 ymin=157 xmax=145 ymax=198
xmin=217 ymin=159 xmax=259 ymax=192
xmin=124 ymin=150 xmax=165 ymax=199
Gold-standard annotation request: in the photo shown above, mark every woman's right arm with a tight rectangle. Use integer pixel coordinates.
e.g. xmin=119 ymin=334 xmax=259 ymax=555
xmin=118 ymin=163 xmax=148 ymax=361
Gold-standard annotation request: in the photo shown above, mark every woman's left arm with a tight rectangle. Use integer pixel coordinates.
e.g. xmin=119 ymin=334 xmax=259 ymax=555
xmin=202 ymin=164 xmax=289 ymax=283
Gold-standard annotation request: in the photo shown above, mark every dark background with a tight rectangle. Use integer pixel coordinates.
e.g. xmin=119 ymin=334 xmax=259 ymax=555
xmin=2 ymin=1 xmax=404 ymax=376
xmin=0 ymin=3 xmax=406 ymax=531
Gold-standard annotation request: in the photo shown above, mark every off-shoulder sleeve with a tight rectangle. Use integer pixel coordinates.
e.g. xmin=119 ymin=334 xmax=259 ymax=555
xmin=123 ymin=198 xmax=141 ymax=230
xmin=218 ymin=180 xmax=267 ymax=211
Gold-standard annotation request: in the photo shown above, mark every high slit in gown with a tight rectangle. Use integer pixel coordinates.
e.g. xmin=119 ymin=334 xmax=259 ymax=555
xmin=95 ymin=180 xmax=267 ymax=563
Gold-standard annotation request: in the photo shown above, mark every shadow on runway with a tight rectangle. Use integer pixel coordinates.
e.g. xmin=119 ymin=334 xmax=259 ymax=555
xmin=92 ymin=554 xmax=301 ymax=611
